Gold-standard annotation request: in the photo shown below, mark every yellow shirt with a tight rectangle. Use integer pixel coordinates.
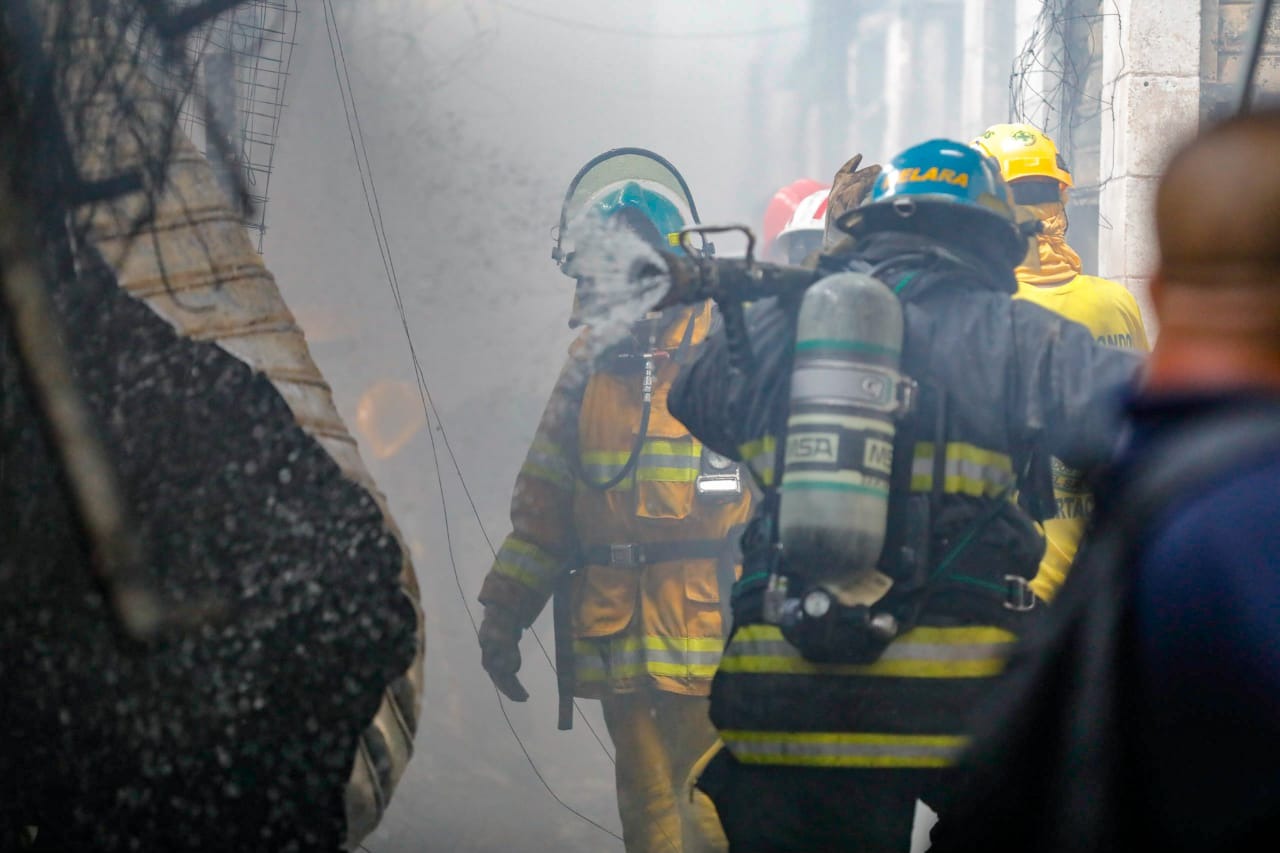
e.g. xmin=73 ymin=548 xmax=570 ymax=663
xmin=1015 ymin=272 xmax=1149 ymax=601
xmin=1015 ymin=274 xmax=1149 ymax=352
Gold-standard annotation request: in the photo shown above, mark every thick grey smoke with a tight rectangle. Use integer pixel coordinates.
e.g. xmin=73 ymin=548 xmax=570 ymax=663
xmin=261 ymin=3 xmax=808 ymax=851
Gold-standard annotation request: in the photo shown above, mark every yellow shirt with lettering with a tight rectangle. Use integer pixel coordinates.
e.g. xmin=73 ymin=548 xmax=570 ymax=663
xmin=1015 ymin=271 xmax=1149 ymax=601
xmin=1015 ymin=274 xmax=1150 ymax=352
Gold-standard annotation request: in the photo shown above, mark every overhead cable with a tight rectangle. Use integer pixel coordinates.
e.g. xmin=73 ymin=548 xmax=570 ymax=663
xmin=320 ymin=1 xmax=623 ymax=845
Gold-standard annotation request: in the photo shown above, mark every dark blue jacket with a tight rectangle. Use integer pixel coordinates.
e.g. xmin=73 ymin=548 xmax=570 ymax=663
xmin=1128 ymin=395 xmax=1280 ymax=851
xmin=931 ymin=392 xmax=1280 ymax=853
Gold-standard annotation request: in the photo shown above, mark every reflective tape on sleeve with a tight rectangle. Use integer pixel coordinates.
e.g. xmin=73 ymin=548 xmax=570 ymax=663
xmin=492 ymin=537 xmax=563 ymax=595
xmin=573 ymin=637 xmax=646 ymax=685
xmin=520 ymin=436 xmax=574 ymax=489
xmin=910 ymin=442 xmax=1015 ymax=497
xmin=739 ymin=435 xmax=778 ymax=487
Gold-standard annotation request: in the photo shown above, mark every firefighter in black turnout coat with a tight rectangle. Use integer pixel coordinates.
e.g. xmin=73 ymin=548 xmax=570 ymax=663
xmin=666 ymin=139 xmax=1142 ymax=852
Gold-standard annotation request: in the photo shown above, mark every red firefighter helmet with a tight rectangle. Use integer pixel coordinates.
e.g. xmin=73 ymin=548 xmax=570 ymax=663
xmin=776 ymin=188 xmax=831 ymax=264
xmin=762 ymin=178 xmax=826 ymax=261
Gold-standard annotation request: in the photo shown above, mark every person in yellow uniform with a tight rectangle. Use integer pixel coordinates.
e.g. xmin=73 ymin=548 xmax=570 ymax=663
xmin=477 ymin=149 xmax=752 ymax=853
xmin=974 ymin=124 xmax=1150 ymax=601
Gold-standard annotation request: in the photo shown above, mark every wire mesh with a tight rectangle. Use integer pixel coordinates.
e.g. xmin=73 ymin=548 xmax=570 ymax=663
xmin=1008 ymin=0 xmax=1122 ymax=194
xmin=144 ymin=1 xmax=299 ymax=251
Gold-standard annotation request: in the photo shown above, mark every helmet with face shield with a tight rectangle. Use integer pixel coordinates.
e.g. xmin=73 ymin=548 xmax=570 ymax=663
xmin=553 ymin=148 xmax=703 ymax=328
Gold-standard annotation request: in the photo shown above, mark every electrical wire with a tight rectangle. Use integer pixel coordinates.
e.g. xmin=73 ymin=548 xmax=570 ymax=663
xmin=491 ymin=0 xmax=804 ymax=40
xmin=320 ymin=0 xmax=615 ymax=769
xmin=1240 ymin=0 xmax=1278 ymax=113
xmin=1008 ymin=0 xmax=1126 ymax=207
xmin=321 ymin=0 xmax=623 ymax=845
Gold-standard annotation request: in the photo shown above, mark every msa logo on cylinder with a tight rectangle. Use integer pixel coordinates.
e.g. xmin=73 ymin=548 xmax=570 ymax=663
xmin=863 ymin=437 xmax=893 ymax=475
xmin=787 ymin=432 xmax=839 ymax=464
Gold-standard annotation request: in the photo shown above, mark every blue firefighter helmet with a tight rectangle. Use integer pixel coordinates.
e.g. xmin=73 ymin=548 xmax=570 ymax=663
xmin=839 ymin=139 xmax=1025 ymax=268
xmin=586 ymin=180 xmax=688 ymax=256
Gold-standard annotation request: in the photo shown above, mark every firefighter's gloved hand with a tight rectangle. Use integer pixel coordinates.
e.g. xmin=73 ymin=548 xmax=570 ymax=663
xmin=479 ymin=606 xmax=529 ymax=702
xmin=824 ymin=153 xmax=883 ymax=249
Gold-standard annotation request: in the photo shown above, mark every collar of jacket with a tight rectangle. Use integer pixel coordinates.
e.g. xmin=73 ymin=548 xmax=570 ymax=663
xmin=1016 ymin=202 xmax=1082 ymax=286
xmin=588 ymin=301 xmax=711 ymax=370
xmin=842 ymin=231 xmax=1019 ymax=298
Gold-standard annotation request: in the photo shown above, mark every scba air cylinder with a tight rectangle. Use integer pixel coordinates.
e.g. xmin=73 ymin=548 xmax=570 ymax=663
xmin=779 ymin=272 xmax=905 ymax=581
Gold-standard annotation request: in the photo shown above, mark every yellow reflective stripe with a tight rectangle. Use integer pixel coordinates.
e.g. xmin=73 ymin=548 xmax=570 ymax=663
xmin=572 ymin=636 xmax=645 ymax=683
xmin=580 ymin=450 xmax=630 ymax=465
xmin=644 ymin=635 xmax=724 ymax=679
xmin=739 ymin=435 xmax=777 ymax=486
xmin=520 ymin=437 xmax=573 ymax=489
xmin=572 ymin=635 xmax=725 ymax=682
xmin=580 ymin=440 xmax=700 ymax=465
xmin=717 ymin=624 xmax=1016 ymax=678
xmin=720 ymin=730 xmax=967 ymax=768
xmin=492 ymin=537 xmax=562 ymax=594
xmin=911 ymin=442 xmax=1015 ymax=497
xmin=580 ymin=439 xmax=702 ymax=486
xmin=641 ymin=439 xmax=702 ymax=458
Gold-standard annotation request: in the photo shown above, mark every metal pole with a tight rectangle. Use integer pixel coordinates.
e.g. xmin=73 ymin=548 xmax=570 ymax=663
xmin=0 ymin=176 xmax=163 ymax=641
xmin=1239 ymin=0 xmax=1277 ymax=114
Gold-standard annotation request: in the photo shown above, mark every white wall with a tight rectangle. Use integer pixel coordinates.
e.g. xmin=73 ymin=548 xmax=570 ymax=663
xmin=1098 ymin=0 xmax=1202 ymax=334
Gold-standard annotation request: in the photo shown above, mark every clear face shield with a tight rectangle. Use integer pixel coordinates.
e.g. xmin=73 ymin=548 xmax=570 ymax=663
xmin=553 ymin=149 xmax=707 ymax=329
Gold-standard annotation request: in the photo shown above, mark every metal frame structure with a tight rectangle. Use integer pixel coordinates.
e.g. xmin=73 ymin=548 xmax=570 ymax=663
xmin=149 ymin=0 xmax=299 ymax=250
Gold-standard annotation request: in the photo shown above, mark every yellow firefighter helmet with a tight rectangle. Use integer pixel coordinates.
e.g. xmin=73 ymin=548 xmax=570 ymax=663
xmin=972 ymin=123 xmax=1074 ymax=188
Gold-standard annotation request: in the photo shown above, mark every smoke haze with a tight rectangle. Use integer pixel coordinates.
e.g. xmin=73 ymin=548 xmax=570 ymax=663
xmin=262 ymin=2 xmax=809 ymax=850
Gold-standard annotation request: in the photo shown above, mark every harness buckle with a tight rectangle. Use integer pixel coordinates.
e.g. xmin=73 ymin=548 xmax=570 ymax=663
xmin=1003 ymin=575 xmax=1037 ymax=611
xmin=894 ymin=377 xmax=918 ymax=418
xmin=609 ymin=543 xmax=644 ymax=567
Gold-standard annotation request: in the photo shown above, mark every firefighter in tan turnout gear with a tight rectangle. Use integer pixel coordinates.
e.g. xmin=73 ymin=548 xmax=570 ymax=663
xmin=974 ymin=124 xmax=1150 ymax=602
xmin=477 ymin=149 xmax=752 ymax=853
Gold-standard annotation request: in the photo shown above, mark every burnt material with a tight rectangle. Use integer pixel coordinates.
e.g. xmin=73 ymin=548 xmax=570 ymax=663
xmin=0 ymin=240 xmax=416 ymax=851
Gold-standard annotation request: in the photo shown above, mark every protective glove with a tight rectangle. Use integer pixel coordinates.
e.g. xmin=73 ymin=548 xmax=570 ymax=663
xmin=823 ymin=153 xmax=883 ymax=250
xmin=478 ymin=605 xmax=529 ymax=702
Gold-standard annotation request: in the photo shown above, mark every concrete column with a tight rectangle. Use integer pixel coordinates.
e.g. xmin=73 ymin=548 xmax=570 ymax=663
xmin=962 ymin=0 xmax=990 ymax=132
xmin=917 ymin=11 xmax=952 ymax=139
xmin=963 ymin=0 xmax=1018 ymax=132
xmin=883 ymin=8 xmax=912 ymax=157
xmin=1097 ymin=0 xmax=1202 ymax=334
xmin=852 ymin=12 xmax=891 ymax=167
